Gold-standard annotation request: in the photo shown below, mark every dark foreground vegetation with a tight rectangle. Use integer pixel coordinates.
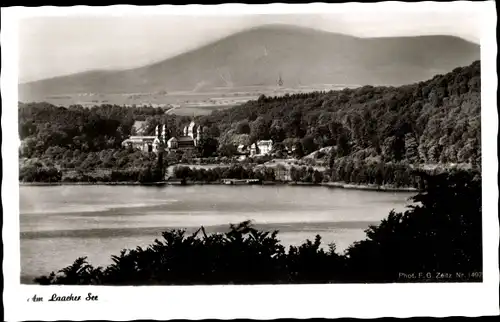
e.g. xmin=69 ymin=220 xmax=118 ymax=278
xmin=35 ymin=170 xmax=482 ymax=285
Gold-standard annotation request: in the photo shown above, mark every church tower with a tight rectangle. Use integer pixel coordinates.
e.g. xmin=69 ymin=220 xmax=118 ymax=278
xmin=188 ymin=121 xmax=196 ymax=139
xmin=277 ymin=73 xmax=284 ymax=87
xmin=161 ymin=124 xmax=166 ymax=143
xmin=195 ymin=125 xmax=202 ymax=146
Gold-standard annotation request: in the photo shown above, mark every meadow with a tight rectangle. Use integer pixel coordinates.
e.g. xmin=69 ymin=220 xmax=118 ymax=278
xmin=22 ymin=84 xmax=355 ymax=116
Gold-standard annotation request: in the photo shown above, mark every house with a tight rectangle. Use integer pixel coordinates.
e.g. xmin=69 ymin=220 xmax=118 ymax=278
xmin=250 ymin=140 xmax=273 ymax=156
xmin=258 ymin=140 xmax=273 ymax=155
xmin=121 ymin=136 xmax=158 ymax=153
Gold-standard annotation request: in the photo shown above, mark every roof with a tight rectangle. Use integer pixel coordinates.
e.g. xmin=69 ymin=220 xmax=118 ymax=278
xmin=257 ymin=140 xmax=273 ymax=147
xmin=129 ymin=136 xmax=157 ymax=140
xmin=123 ymin=138 xmax=149 ymax=144
xmin=177 ymin=136 xmax=195 ymax=142
xmin=167 ymin=137 xmax=178 ymax=142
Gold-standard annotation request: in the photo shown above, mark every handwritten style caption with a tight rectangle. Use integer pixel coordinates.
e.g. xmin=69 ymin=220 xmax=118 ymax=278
xmin=28 ymin=293 xmax=99 ymax=302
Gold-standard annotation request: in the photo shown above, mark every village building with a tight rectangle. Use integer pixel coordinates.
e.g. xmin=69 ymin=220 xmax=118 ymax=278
xmin=122 ymin=135 xmax=157 ymax=152
xmin=250 ymin=140 xmax=274 ymax=156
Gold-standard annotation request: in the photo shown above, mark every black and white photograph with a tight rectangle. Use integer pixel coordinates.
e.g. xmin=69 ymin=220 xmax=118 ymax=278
xmin=2 ymin=2 xmax=498 ymax=320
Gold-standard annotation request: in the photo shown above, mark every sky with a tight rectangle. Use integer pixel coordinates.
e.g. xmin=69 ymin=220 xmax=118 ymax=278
xmin=18 ymin=9 xmax=482 ymax=83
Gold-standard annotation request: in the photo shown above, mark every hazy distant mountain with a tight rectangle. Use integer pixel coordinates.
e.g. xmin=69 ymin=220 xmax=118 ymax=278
xmin=19 ymin=24 xmax=480 ymax=100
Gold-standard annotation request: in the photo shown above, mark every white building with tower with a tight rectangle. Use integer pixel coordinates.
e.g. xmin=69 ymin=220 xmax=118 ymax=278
xmin=121 ymin=124 xmax=167 ymax=153
xmin=122 ymin=120 xmax=202 ymax=153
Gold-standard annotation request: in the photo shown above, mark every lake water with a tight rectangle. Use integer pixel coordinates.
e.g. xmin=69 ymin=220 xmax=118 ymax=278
xmin=20 ymin=185 xmax=415 ymax=283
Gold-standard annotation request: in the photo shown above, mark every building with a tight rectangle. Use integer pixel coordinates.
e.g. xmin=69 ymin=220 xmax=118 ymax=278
xmin=122 ymin=120 xmax=202 ymax=153
xmin=250 ymin=140 xmax=273 ymax=156
xmin=166 ymin=121 xmax=202 ymax=151
xmin=258 ymin=140 xmax=273 ymax=155
xmin=121 ymin=124 xmax=166 ymax=153
xmin=168 ymin=121 xmax=202 ymax=151
xmin=167 ymin=137 xmax=178 ymax=149
xmin=121 ymin=136 xmax=158 ymax=152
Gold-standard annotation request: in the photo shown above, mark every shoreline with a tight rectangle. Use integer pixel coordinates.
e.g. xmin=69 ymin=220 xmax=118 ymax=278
xmin=19 ymin=180 xmax=418 ymax=192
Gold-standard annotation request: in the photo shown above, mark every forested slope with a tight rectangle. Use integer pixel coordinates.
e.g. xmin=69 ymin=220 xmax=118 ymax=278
xmin=202 ymin=60 xmax=481 ymax=166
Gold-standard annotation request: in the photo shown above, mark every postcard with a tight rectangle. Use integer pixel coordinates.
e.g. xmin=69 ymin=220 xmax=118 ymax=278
xmin=2 ymin=2 xmax=498 ymax=320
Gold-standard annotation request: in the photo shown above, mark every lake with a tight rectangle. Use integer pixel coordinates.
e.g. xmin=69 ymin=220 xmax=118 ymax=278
xmin=20 ymin=185 xmax=415 ymax=283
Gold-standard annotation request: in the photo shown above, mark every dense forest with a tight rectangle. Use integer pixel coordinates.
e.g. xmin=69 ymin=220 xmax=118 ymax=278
xmin=18 ymin=60 xmax=481 ymax=185
xmin=35 ymin=169 xmax=482 ymax=284
xmin=202 ymin=60 xmax=480 ymax=165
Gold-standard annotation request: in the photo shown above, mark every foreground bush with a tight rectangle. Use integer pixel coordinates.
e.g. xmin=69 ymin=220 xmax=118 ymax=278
xmin=35 ymin=170 xmax=482 ymax=285
xmin=343 ymin=169 xmax=482 ymax=282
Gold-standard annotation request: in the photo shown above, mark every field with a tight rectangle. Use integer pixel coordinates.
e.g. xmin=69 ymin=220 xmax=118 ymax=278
xmin=21 ymin=84 xmax=358 ymax=116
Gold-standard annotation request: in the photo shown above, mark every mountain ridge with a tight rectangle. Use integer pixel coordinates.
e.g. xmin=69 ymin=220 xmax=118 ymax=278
xmin=19 ymin=24 xmax=480 ymax=100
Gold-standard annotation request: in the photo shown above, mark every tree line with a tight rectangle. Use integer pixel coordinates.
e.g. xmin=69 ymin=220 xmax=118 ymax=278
xmin=172 ymin=165 xmax=276 ymax=182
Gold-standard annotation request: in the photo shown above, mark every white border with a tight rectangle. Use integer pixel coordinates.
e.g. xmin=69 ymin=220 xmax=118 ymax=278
xmin=2 ymin=2 xmax=498 ymax=320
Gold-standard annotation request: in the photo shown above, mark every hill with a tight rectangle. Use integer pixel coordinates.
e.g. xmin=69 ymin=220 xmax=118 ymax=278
xmin=19 ymin=24 xmax=479 ymax=100
xmin=202 ymin=60 xmax=481 ymax=168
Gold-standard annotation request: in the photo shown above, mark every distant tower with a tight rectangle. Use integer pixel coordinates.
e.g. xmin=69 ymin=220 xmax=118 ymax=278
xmin=277 ymin=73 xmax=284 ymax=87
xmin=155 ymin=125 xmax=159 ymax=137
xmin=183 ymin=125 xmax=188 ymax=137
